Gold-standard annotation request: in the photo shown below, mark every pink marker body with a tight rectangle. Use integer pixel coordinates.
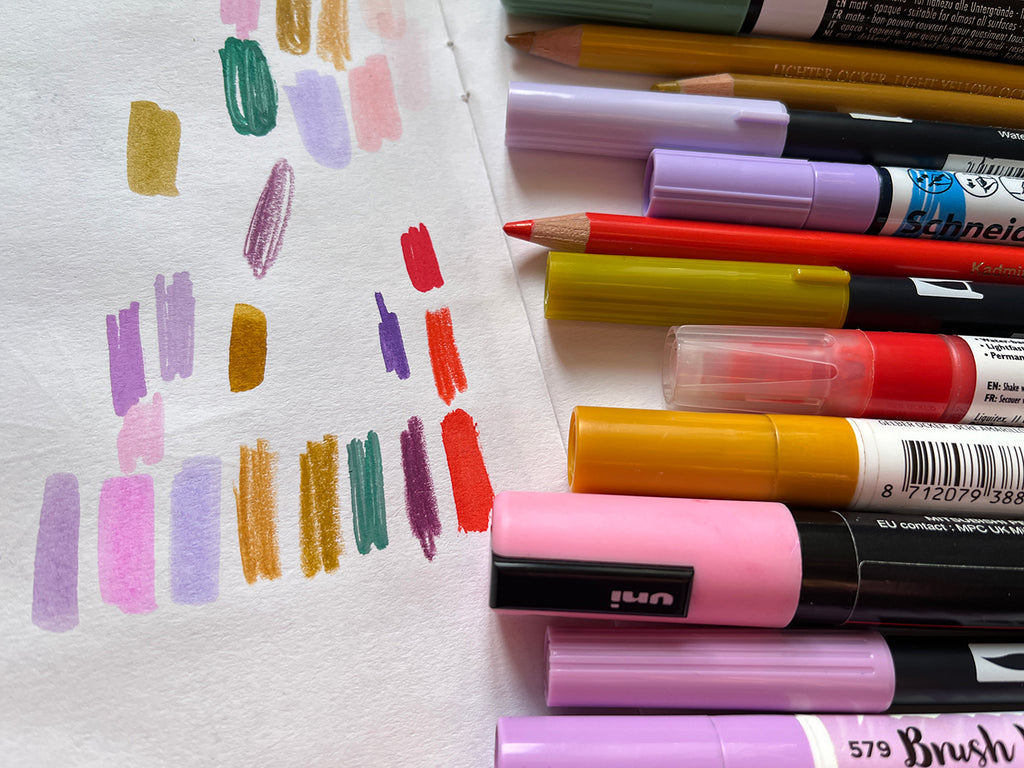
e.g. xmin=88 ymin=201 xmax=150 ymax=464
xmin=490 ymin=491 xmax=802 ymax=627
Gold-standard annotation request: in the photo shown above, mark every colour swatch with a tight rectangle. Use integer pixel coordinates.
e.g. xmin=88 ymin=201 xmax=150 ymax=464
xmin=277 ymin=0 xmax=312 ymax=55
xmin=98 ymin=474 xmax=157 ymax=614
xmin=235 ymin=439 xmax=281 ymax=583
xmin=376 ymin=292 xmax=410 ymax=380
xmin=316 ymin=0 xmax=351 ymax=70
xmin=349 ymin=54 xmax=401 ymax=152
xmin=32 ymin=474 xmax=81 ymax=632
xmin=221 ymin=0 xmax=260 ymax=38
xmin=400 ymin=417 xmax=441 ymax=561
xmin=284 ymin=71 xmax=351 ymax=169
xmin=220 ymin=37 xmax=278 ymax=136
xmin=126 ymin=101 xmax=181 ymax=197
xmin=170 ymin=457 xmax=222 ymax=605
xmin=155 ymin=272 xmax=195 ymax=381
xmin=107 ymin=301 xmax=148 ymax=417
xmin=118 ymin=393 xmax=164 ymax=473
xmin=229 ymin=303 xmax=267 ymax=392
xmin=245 ymin=159 xmax=295 ymax=277
xmin=347 ymin=431 xmax=389 ymax=554
xmin=400 ymin=224 xmax=444 ymax=292
xmin=441 ymin=409 xmax=494 ymax=533
xmin=425 ymin=306 xmax=467 ymax=406
xmin=299 ymin=434 xmax=343 ymax=577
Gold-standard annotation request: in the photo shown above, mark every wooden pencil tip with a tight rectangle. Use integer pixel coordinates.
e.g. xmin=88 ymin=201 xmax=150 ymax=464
xmin=505 ymin=32 xmax=536 ymax=53
xmin=650 ymin=81 xmax=683 ymax=93
xmin=503 ymin=220 xmax=534 ymax=241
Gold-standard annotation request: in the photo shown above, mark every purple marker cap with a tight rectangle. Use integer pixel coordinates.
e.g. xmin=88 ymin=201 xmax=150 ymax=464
xmin=643 ymin=148 xmax=881 ymax=233
xmin=505 ymin=82 xmax=790 ymax=160
xmin=495 ymin=715 xmax=816 ymax=768
xmin=545 ymin=626 xmax=896 ymax=712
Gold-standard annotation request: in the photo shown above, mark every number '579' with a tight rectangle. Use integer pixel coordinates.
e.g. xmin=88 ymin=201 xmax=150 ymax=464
xmin=848 ymin=740 xmax=892 ymax=758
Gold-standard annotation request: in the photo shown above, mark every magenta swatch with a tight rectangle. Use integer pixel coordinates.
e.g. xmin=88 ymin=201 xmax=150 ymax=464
xmin=376 ymin=292 xmax=410 ymax=380
xmin=32 ymin=473 xmax=81 ymax=632
xmin=401 ymin=416 xmax=441 ymax=560
xmin=284 ymin=69 xmax=352 ymax=169
xmin=155 ymin=272 xmax=195 ymax=380
xmin=170 ymin=457 xmax=222 ymax=605
xmin=98 ymin=475 xmax=156 ymax=614
xmin=244 ymin=159 xmax=295 ymax=279
xmin=106 ymin=301 xmax=147 ymax=417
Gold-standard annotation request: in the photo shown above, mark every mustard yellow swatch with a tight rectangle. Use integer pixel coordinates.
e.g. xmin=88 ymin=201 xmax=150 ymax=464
xmin=235 ymin=439 xmax=281 ymax=584
xmin=228 ymin=304 xmax=267 ymax=393
xmin=126 ymin=101 xmax=180 ymax=197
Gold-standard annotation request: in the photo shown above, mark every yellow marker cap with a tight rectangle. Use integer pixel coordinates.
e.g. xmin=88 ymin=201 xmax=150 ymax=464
xmin=544 ymin=252 xmax=851 ymax=327
xmin=568 ymin=406 xmax=860 ymax=508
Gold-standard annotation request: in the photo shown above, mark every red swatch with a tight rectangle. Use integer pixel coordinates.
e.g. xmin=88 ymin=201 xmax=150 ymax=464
xmin=425 ymin=306 xmax=467 ymax=405
xmin=400 ymin=224 xmax=444 ymax=292
xmin=441 ymin=409 xmax=494 ymax=533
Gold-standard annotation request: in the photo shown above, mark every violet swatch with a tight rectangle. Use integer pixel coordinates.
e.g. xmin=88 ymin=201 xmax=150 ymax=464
xmin=106 ymin=301 xmax=147 ymax=417
xmin=155 ymin=272 xmax=195 ymax=380
xmin=245 ymin=159 xmax=295 ymax=279
xmin=284 ymin=69 xmax=352 ymax=169
xmin=170 ymin=457 xmax=222 ymax=605
xmin=32 ymin=473 xmax=81 ymax=632
xmin=375 ymin=292 xmax=410 ymax=379
xmin=98 ymin=475 xmax=157 ymax=614
xmin=401 ymin=416 xmax=441 ymax=560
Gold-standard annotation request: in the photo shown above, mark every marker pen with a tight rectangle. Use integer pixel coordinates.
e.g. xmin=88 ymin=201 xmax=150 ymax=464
xmin=568 ymin=406 xmax=1024 ymax=513
xmin=505 ymin=81 xmax=1024 ymax=172
xmin=495 ymin=712 xmax=1024 ymax=768
xmin=663 ymin=326 xmax=1024 ymax=425
xmin=497 ymin=0 xmax=1024 ymax=65
xmin=489 ymin=490 xmax=1024 ymax=628
xmin=644 ymin=148 xmax=1024 ymax=249
xmin=545 ymin=252 xmax=1024 ymax=337
xmin=546 ymin=625 xmax=1024 ymax=712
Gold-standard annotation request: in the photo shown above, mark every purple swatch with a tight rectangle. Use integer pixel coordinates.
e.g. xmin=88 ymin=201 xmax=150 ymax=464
xmin=375 ymin=292 xmax=410 ymax=379
xmin=106 ymin=301 xmax=147 ymax=417
xmin=244 ymin=158 xmax=295 ymax=279
xmin=155 ymin=272 xmax=195 ymax=380
xmin=284 ymin=69 xmax=352 ymax=169
xmin=170 ymin=457 xmax=222 ymax=605
xmin=98 ymin=474 xmax=157 ymax=614
xmin=401 ymin=416 xmax=441 ymax=560
xmin=32 ymin=473 xmax=81 ymax=632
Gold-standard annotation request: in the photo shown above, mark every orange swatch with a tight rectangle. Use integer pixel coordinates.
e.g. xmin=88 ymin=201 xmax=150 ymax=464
xmin=440 ymin=409 xmax=494 ymax=533
xmin=235 ymin=439 xmax=282 ymax=583
xmin=299 ymin=434 xmax=343 ymax=577
xmin=277 ymin=0 xmax=312 ymax=55
xmin=317 ymin=0 xmax=351 ymax=70
xmin=425 ymin=306 xmax=467 ymax=405
xmin=229 ymin=303 xmax=267 ymax=392
xmin=126 ymin=101 xmax=180 ymax=197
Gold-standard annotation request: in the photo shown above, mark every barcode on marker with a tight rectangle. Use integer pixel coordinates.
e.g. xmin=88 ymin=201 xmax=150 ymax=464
xmin=902 ymin=439 xmax=1024 ymax=495
xmin=959 ymin=161 xmax=1024 ymax=177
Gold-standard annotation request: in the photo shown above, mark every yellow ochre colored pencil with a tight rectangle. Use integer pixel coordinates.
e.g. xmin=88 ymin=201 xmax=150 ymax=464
xmin=506 ymin=25 xmax=1024 ymax=98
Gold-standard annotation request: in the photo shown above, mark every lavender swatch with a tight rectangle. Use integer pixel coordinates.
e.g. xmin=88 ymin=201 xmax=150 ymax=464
xmin=155 ymin=272 xmax=195 ymax=380
xmin=284 ymin=69 xmax=352 ymax=169
xmin=375 ymin=292 xmax=410 ymax=380
xmin=32 ymin=473 xmax=81 ymax=632
xmin=106 ymin=301 xmax=147 ymax=416
xmin=170 ymin=457 xmax=222 ymax=605
xmin=401 ymin=416 xmax=441 ymax=560
xmin=244 ymin=158 xmax=295 ymax=279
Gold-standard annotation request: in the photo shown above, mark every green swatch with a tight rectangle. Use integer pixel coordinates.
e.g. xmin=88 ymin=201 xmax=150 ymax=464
xmin=347 ymin=431 xmax=389 ymax=554
xmin=219 ymin=37 xmax=278 ymax=136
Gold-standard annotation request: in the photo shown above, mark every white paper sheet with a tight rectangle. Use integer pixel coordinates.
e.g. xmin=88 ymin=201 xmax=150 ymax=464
xmin=1 ymin=2 xmax=569 ymax=764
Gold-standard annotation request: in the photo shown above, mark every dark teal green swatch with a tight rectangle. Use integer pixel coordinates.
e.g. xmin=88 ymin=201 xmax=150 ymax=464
xmin=347 ymin=431 xmax=389 ymax=554
xmin=219 ymin=37 xmax=278 ymax=137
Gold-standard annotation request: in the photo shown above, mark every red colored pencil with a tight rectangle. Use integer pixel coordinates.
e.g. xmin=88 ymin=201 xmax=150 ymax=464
xmin=502 ymin=213 xmax=1024 ymax=285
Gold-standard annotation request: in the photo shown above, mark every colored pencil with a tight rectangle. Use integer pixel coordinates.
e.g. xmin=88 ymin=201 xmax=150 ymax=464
xmin=505 ymin=25 xmax=1024 ymax=98
xmin=651 ymin=73 xmax=1024 ymax=131
xmin=502 ymin=213 xmax=1024 ymax=285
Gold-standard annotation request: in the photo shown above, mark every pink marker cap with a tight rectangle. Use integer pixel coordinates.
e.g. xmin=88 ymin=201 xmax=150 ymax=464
xmin=495 ymin=715 xmax=816 ymax=768
xmin=643 ymin=148 xmax=880 ymax=233
xmin=545 ymin=625 xmax=896 ymax=712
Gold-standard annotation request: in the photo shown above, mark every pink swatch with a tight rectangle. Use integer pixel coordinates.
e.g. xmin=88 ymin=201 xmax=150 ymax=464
xmin=98 ymin=475 xmax=157 ymax=614
xmin=349 ymin=55 xmax=402 ymax=152
xmin=118 ymin=393 xmax=164 ymax=473
xmin=400 ymin=224 xmax=443 ymax=292
xmin=361 ymin=0 xmax=406 ymax=38
xmin=221 ymin=0 xmax=261 ymax=38
xmin=384 ymin=19 xmax=429 ymax=111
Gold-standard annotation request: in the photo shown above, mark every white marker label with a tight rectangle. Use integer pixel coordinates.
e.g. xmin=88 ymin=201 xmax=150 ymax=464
xmin=962 ymin=336 xmax=1024 ymax=425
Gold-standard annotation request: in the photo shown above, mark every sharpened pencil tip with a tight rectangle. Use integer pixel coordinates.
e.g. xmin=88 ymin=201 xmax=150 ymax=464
xmin=505 ymin=31 xmax=535 ymax=53
xmin=650 ymin=82 xmax=682 ymax=93
xmin=502 ymin=220 xmax=534 ymax=241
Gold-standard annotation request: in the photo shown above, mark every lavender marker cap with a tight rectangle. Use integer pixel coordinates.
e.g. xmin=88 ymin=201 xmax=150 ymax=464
xmin=495 ymin=715 xmax=816 ymax=768
xmin=643 ymin=148 xmax=881 ymax=232
xmin=545 ymin=626 xmax=896 ymax=712
xmin=505 ymin=82 xmax=790 ymax=160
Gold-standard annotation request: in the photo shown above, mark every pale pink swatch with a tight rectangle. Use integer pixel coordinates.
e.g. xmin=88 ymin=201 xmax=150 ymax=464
xmin=222 ymin=0 xmax=261 ymax=38
xmin=118 ymin=393 xmax=165 ymax=473
xmin=98 ymin=475 xmax=157 ymax=614
xmin=349 ymin=54 xmax=402 ymax=152
xmin=361 ymin=0 xmax=405 ymax=38
xmin=383 ymin=19 xmax=429 ymax=112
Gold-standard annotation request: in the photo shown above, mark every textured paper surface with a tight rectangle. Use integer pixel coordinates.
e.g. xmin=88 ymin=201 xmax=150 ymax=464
xmin=1 ymin=2 xmax=565 ymax=764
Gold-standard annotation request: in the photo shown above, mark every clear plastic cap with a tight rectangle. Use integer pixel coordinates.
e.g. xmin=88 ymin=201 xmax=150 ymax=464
xmin=663 ymin=325 xmax=875 ymax=416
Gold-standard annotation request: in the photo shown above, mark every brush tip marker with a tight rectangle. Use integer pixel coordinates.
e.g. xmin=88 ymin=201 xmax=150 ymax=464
xmin=546 ymin=625 xmax=1024 ymax=712
xmin=495 ymin=713 xmax=1024 ymax=768
xmin=505 ymin=81 xmax=1024 ymax=171
xmin=490 ymin=490 xmax=1024 ymax=628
